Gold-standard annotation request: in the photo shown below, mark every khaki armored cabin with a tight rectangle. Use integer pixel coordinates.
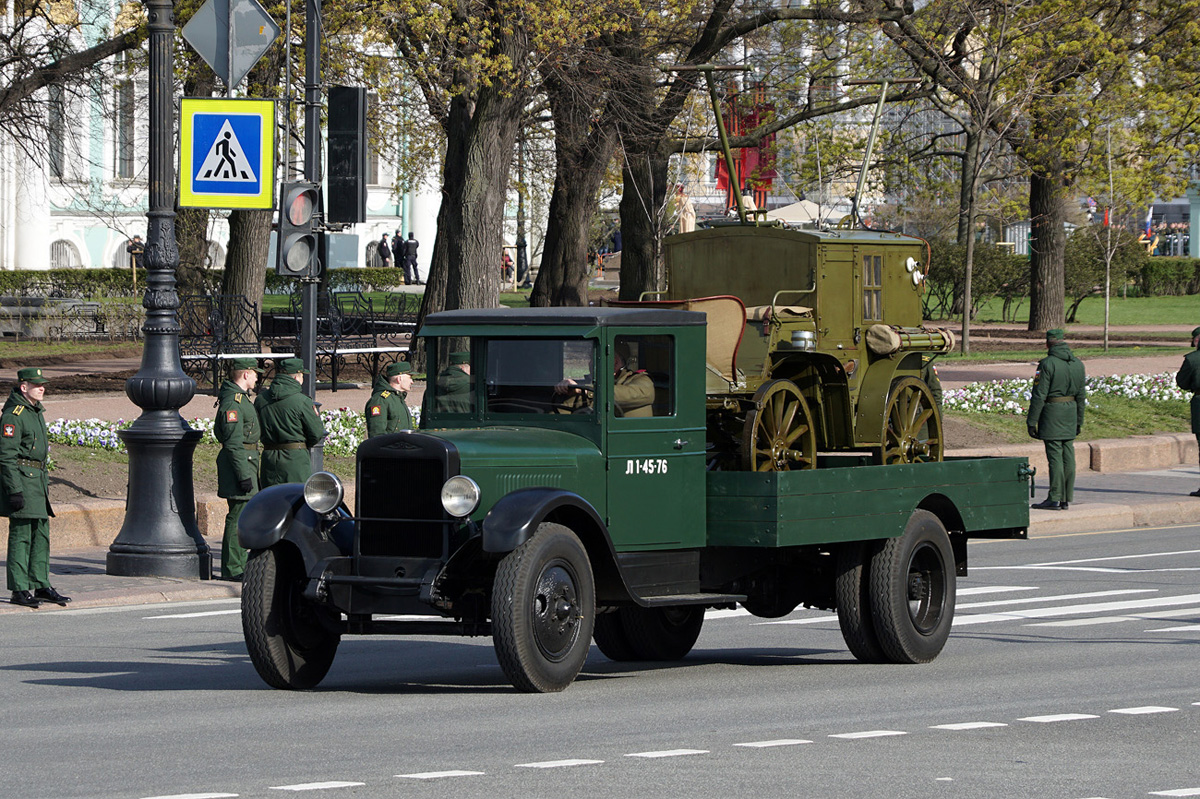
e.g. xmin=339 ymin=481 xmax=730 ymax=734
xmin=618 ymin=223 xmax=954 ymax=471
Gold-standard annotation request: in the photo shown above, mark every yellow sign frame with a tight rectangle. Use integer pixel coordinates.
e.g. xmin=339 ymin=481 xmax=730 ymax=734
xmin=179 ymin=97 xmax=275 ymax=209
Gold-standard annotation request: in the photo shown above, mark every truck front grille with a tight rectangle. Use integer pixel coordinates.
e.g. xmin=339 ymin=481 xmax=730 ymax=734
xmin=358 ymin=456 xmax=447 ymax=557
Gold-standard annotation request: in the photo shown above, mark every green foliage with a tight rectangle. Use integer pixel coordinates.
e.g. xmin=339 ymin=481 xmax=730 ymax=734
xmin=265 ymin=268 xmax=412 ymax=295
xmin=923 ymin=239 xmax=1028 ymax=321
xmin=1134 ymin=257 xmax=1200 ymax=297
xmin=1063 ymin=225 xmax=1147 ymax=321
xmin=0 ymin=269 xmax=165 ymax=299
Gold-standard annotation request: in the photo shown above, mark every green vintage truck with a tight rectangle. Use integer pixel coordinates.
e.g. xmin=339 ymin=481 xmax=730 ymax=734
xmin=239 ymin=305 xmax=1032 ymax=693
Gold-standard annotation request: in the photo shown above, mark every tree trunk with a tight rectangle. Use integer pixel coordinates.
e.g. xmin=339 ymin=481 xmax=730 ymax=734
xmin=617 ymin=150 xmax=670 ymax=301
xmin=221 ymin=209 xmax=271 ymax=345
xmin=1028 ymin=170 xmax=1069 ymax=331
xmin=410 ymin=86 xmax=523 ymax=370
xmin=531 ymin=75 xmax=618 ymax=308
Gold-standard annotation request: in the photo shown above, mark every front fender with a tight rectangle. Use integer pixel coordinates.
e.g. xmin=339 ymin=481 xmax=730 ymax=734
xmin=238 ymin=483 xmax=329 ymax=551
xmin=481 ymin=487 xmax=606 ymax=555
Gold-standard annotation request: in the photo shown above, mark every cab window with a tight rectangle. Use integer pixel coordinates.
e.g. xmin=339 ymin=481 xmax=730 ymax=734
xmin=612 ymin=335 xmax=673 ymax=418
xmin=484 ymin=338 xmax=596 ymax=415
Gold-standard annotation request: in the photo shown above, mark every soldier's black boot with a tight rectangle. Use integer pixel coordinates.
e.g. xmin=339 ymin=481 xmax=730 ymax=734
xmin=10 ymin=590 xmax=39 ymax=608
xmin=1189 ymin=487 xmax=1200 ymax=497
xmin=1031 ymin=498 xmax=1064 ymax=510
xmin=34 ymin=587 xmax=71 ymax=605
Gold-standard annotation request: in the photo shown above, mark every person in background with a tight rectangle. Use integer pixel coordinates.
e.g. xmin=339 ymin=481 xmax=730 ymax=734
xmin=125 ymin=235 xmax=145 ymax=269
xmin=1027 ymin=329 xmax=1086 ymax=511
xmin=1 ymin=368 xmax=70 ymax=608
xmin=365 ymin=361 xmax=415 ymax=437
xmin=403 ymin=233 xmax=421 ymax=285
xmin=214 ymin=358 xmax=262 ymax=582
xmin=378 ymin=232 xmax=392 ymax=269
xmin=256 ymin=358 xmax=327 ymax=488
xmin=435 ymin=352 xmax=472 ymax=413
xmin=921 ymin=354 xmax=943 ymax=408
xmin=1174 ymin=325 xmax=1200 ymax=497
xmin=391 ymin=229 xmax=407 ymax=282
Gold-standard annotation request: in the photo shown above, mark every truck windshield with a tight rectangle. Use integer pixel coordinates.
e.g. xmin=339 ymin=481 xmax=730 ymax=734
xmin=484 ymin=338 xmax=596 ymax=415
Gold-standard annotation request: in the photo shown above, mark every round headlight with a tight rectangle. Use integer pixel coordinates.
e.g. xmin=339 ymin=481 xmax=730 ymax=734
xmin=441 ymin=475 xmax=481 ymax=518
xmin=912 ymin=270 xmax=925 ymax=286
xmin=304 ymin=471 xmax=344 ymax=514
xmin=905 ymin=256 xmax=919 ymax=273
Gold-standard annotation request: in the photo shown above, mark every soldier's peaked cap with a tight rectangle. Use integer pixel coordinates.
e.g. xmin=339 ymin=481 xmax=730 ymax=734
xmin=448 ymin=351 xmax=469 ymax=365
xmin=1191 ymin=326 xmax=1200 ymax=339
xmin=385 ymin=361 xmax=412 ymax=377
xmin=230 ymin=357 xmax=264 ymax=373
xmin=1045 ymin=328 xmax=1066 ymax=341
xmin=278 ymin=357 xmax=308 ymax=375
xmin=16 ymin=367 xmax=47 ymax=384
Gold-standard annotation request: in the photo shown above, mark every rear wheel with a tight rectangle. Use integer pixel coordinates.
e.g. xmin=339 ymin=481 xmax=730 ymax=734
xmin=492 ymin=523 xmax=595 ymax=692
xmin=868 ymin=510 xmax=956 ymax=663
xmin=592 ymin=611 xmax=638 ymax=662
xmin=835 ymin=541 xmax=885 ymax=663
xmin=617 ymin=606 xmax=705 ymax=661
xmin=242 ymin=546 xmax=341 ymax=689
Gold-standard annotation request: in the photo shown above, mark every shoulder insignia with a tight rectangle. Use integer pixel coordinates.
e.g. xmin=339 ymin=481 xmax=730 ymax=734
xmin=381 ymin=391 xmax=391 ymax=398
xmin=227 ymin=410 xmax=238 ymax=423
xmin=370 ymin=406 xmax=381 ymax=416
xmin=12 ymin=406 xmax=22 ymax=416
xmin=2 ymin=424 xmax=13 ymax=437
xmin=234 ymin=393 xmax=243 ymax=403
xmin=1032 ymin=371 xmax=1041 ymax=385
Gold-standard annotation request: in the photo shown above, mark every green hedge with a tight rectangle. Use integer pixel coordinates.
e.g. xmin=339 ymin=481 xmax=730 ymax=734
xmin=0 ymin=267 xmax=413 ymax=300
xmin=1134 ymin=257 xmax=1200 ymax=296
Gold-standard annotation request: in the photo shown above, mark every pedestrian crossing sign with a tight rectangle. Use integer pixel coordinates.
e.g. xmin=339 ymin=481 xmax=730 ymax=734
xmin=179 ymin=98 xmax=275 ymax=209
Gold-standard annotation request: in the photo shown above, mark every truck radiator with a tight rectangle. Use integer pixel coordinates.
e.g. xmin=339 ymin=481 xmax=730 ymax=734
xmin=357 ymin=457 xmax=448 ymax=558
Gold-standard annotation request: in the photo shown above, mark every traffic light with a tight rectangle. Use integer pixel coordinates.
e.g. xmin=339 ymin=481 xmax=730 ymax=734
xmin=276 ymin=181 xmax=321 ymax=277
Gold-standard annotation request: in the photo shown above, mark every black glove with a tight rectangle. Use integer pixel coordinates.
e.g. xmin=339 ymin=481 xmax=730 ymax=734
xmin=9 ymin=492 xmax=24 ymax=511
xmin=238 ymin=478 xmax=253 ymax=494
xmin=1027 ymin=427 xmax=1038 ymax=439
xmin=1076 ymin=426 xmax=1082 ymax=436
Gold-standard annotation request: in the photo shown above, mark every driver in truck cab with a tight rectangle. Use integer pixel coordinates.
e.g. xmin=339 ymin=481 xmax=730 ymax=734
xmin=554 ymin=341 xmax=655 ymax=417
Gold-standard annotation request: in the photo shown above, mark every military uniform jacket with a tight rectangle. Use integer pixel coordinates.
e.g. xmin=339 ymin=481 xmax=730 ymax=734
xmin=614 ymin=369 xmax=655 ymax=418
xmin=365 ymin=376 xmax=413 ymax=436
xmin=0 ymin=388 xmax=52 ymax=519
xmin=1174 ymin=347 xmax=1200 ymax=433
xmin=214 ymin=380 xmax=261 ymax=499
xmin=1027 ymin=343 xmax=1086 ymax=440
xmin=435 ymin=367 xmax=472 ymax=413
xmin=255 ymin=375 xmax=327 ymax=486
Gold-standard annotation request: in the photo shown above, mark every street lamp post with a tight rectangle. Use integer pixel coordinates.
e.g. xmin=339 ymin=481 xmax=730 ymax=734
xmin=107 ymin=0 xmax=210 ymax=578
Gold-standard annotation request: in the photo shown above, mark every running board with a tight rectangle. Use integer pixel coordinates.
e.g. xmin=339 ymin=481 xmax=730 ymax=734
xmin=640 ymin=592 xmax=746 ymax=607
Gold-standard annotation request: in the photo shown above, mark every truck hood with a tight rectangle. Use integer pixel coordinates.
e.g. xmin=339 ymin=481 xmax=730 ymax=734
xmin=422 ymin=427 xmax=601 ymax=468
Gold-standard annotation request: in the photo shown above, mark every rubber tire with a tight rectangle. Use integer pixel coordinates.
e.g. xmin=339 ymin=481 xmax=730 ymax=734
xmin=835 ymin=541 xmax=886 ymax=663
xmin=242 ymin=546 xmax=341 ymax=689
xmin=491 ymin=523 xmax=595 ymax=692
xmin=617 ymin=606 xmax=705 ymax=661
xmin=867 ymin=510 xmax=956 ymax=664
xmin=593 ymin=611 xmax=638 ymax=662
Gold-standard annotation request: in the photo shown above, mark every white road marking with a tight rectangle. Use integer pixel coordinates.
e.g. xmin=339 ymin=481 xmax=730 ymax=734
xmin=1109 ymin=706 xmax=1178 ymax=715
xmin=514 ymin=759 xmax=604 ymax=768
xmin=958 ymin=589 xmax=1156 ymax=610
xmin=1150 ymin=789 xmax=1200 ymax=797
xmin=1029 ymin=607 xmax=1200 ymax=628
xmin=1018 ymin=713 xmax=1099 ymax=723
xmin=1147 ymin=624 xmax=1200 ymax=632
xmin=705 ymin=608 xmax=749 ymax=619
xmin=269 ymin=783 xmax=365 ymax=791
xmin=930 ymin=722 xmax=1008 ymax=730
xmin=145 ymin=609 xmax=242 ymax=619
xmin=957 ymin=586 xmax=1038 ymax=596
xmin=733 ymin=739 xmax=813 ymax=748
xmin=625 ymin=749 xmax=709 ymax=758
xmin=140 ymin=794 xmax=238 ymax=799
xmin=829 ymin=730 xmax=907 ymax=739
xmin=954 ymin=593 xmax=1200 ymax=626
xmin=1032 ymin=548 xmax=1200 ymax=566
xmin=395 ymin=770 xmax=484 ymax=779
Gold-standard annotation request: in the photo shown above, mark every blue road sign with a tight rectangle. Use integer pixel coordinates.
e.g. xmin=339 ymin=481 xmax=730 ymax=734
xmin=180 ymin=98 xmax=275 ymax=209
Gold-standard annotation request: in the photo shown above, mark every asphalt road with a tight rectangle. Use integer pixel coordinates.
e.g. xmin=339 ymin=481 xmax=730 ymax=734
xmin=2 ymin=526 xmax=1198 ymax=799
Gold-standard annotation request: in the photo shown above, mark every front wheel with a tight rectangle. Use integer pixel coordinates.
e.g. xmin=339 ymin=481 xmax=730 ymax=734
xmin=242 ymin=546 xmax=341 ymax=689
xmin=867 ymin=510 xmax=956 ymax=663
xmin=492 ymin=523 xmax=596 ymax=692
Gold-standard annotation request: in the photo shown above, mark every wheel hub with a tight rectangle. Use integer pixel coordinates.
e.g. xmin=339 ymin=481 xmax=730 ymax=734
xmin=532 ymin=563 xmax=580 ymax=661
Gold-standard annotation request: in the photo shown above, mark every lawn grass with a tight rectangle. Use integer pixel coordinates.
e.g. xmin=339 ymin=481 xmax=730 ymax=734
xmin=947 ymin=394 xmax=1190 ymax=444
xmin=935 ymin=345 xmax=1190 ymax=364
xmin=962 ymin=294 xmax=1200 ymax=326
xmin=0 ymin=340 xmax=140 ymax=360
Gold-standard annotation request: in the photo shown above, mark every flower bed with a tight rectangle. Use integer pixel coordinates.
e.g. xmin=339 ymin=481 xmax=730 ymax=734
xmin=47 ymin=405 xmax=421 ymax=457
xmin=944 ymin=371 xmax=1188 ymax=415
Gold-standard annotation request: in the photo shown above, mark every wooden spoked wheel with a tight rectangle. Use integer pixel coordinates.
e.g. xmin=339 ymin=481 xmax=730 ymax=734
xmin=742 ymin=380 xmax=817 ymax=472
xmin=880 ymin=377 xmax=943 ymax=465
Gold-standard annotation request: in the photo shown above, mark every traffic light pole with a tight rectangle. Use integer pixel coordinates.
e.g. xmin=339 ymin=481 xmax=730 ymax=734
xmin=302 ymin=0 xmax=323 ymax=471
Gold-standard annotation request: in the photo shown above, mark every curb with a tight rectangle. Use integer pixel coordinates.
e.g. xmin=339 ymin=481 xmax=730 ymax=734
xmin=952 ymin=432 xmax=1197 ymax=475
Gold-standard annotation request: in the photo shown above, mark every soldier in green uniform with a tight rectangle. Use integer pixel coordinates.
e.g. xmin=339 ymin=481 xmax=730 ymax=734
xmin=1 ymin=368 xmax=70 ymax=608
xmin=555 ymin=341 xmax=656 ymax=417
xmin=255 ymin=357 xmax=327 ymax=488
xmin=214 ymin=358 xmax=262 ymax=581
xmin=1174 ymin=325 xmax=1200 ymax=497
xmin=435 ymin=351 xmax=473 ymax=413
xmin=1027 ymin=329 xmax=1086 ymax=510
xmin=921 ymin=354 xmax=943 ymax=408
xmin=365 ymin=360 xmax=415 ymax=437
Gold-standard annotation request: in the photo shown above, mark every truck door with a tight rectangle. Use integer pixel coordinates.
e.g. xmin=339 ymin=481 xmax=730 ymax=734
xmin=604 ymin=333 xmax=706 ymax=551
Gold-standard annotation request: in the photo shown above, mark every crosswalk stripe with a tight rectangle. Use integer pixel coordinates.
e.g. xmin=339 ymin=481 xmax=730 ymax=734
xmin=1028 ymin=607 xmax=1200 ymax=628
xmin=954 ymin=593 xmax=1200 ymax=627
